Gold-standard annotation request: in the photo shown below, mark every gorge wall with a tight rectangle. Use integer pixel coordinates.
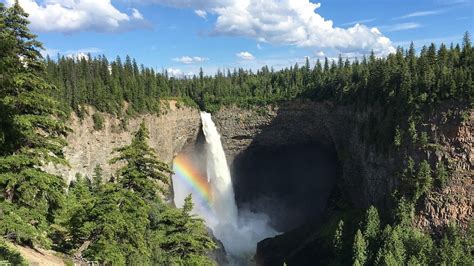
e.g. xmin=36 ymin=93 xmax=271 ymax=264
xmin=53 ymin=100 xmax=472 ymax=261
xmin=45 ymin=102 xmax=201 ymax=184
xmin=213 ymin=101 xmax=472 ymax=233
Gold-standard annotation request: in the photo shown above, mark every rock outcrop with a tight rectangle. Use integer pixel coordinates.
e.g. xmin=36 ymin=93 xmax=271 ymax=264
xmin=46 ymin=102 xmax=201 ymax=183
xmin=214 ymin=101 xmax=472 ymax=232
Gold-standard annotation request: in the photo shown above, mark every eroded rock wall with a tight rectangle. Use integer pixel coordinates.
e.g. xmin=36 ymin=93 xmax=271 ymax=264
xmin=214 ymin=101 xmax=396 ymax=208
xmin=51 ymin=100 xmax=472 ymax=232
xmin=46 ymin=103 xmax=201 ymax=183
xmin=214 ymin=101 xmax=472 ymax=232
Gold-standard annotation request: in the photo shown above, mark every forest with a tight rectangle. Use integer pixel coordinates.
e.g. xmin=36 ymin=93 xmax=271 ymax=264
xmin=0 ymin=1 xmax=473 ymax=265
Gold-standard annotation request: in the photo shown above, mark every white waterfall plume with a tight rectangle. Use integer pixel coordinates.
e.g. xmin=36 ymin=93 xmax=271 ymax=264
xmin=173 ymin=112 xmax=278 ymax=261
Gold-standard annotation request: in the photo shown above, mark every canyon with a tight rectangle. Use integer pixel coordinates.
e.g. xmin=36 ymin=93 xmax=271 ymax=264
xmin=50 ymin=100 xmax=473 ymax=264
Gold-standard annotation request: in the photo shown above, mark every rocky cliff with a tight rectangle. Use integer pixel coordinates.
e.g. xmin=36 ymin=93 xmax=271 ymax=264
xmin=46 ymin=102 xmax=201 ymax=184
xmin=213 ymin=101 xmax=472 ymax=233
xmin=52 ymin=100 xmax=472 ymax=264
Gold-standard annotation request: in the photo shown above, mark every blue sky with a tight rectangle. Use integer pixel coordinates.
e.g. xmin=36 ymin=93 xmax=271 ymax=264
xmin=3 ymin=0 xmax=473 ymax=76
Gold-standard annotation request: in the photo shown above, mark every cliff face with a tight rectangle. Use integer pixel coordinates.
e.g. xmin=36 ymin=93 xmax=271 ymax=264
xmin=214 ymin=101 xmax=397 ymax=208
xmin=53 ymin=100 xmax=472 ymax=229
xmin=212 ymin=101 xmax=472 ymax=265
xmin=214 ymin=101 xmax=472 ymax=232
xmin=46 ymin=102 xmax=201 ymax=183
xmin=416 ymin=108 xmax=473 ymax=232
xmin=53 ymin=100 xmax=472 ymax=261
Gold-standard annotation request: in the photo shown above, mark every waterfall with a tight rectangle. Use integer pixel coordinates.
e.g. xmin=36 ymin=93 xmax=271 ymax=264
xmin=200 ymin=112 xmax=238 ymax=226
xmin=172 ymin=112 xmax=278 ymax=261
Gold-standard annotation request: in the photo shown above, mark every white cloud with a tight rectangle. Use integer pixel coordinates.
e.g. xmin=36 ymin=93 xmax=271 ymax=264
xmin=381 ymin=23 xmax=422 ymax=32
xmin=166 ymin=68 xmax=194 ymax=78
xmin=167 ymin=68 xmax=184 ymax=77
xmin=133 ymin=0 xmax=233 ymax=10
xmin=64 ymin=48 xmax=102 ymax=59
xmin=131 ymin=8 xmax=144 ymax=20
xmin=67 ymin=52 xmax=90 ymax=60
xmin=397 ymin=10 xmax=442 ymax=19
xmin=6 ymin=0 xmax=145 ymax=33
xmin=195 ymin=9 xmax=207 ymax=19
xmin=173 ymin=56 xmax=209 ymax=64
xmin=257 ymin=43 xmax=263 ymax=50
xmin=342 ymin=18 xmax=376 ymax=26
xmin=134 ymin=0 xmax=395 ymax=56
xmin=236 ymin=51 xmax=255 ymax=60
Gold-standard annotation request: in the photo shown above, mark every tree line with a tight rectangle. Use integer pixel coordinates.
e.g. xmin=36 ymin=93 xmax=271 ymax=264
xmin=44 ymin=32 xmax=472 ymax=116
xmin=44 ymin=31 xmax=473 ymax=153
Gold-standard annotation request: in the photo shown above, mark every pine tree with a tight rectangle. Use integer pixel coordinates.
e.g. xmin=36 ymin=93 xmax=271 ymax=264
xmin=84 ymin=182 xmax=151 ymax=265
xmin=109 ymin=122 xmax=172 ymax=199
xmin=374 ymin=226 xmax=406 ymax=265
xmin=92 ymin=164 xmax=103 ymax=191
xmin=435 ymin=161 xmax=448 ymax=189
xmin=53 ymin=175 xmax=96 ymax=252
xmin=353 ymin=229 xmax=367 ymax=266
xmin=154 ymin=195 xmax=217 ymax=265
xmin=363 ymin=206 xmax=380 ymax=244
xmin=0 ymin=1 xmax=68 ymax=247
xmin=333 ymin=219 xmax=344 ymax=255
xmin=416 ymin=160 xmax=432 ymax=200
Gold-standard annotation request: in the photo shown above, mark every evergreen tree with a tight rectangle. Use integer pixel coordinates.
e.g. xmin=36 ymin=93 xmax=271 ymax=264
xmin=353 ymin=229 xmax=367 ymax=266
xmin=374 ymin=225 xmax=406 ymax=265
xmin=333 ymin=219 xmax=344 ymax=255
xmin=92 ymin=164 xmax=103 ymax=191
xmin=415 ymin=160 xmax=433 ymax=200
xmin=362 ymin=206 xmax=380 ymax=241
xmin=435 ymin=161 xmax=448 ymax=189
xmin=109 ymin=122 xmax=172 ymax=199
xmin=53 ymin=175 xmax=96 ymax=252
xmin=0 ymin=1 xmax=68 ymax=247
xmin=153 ymin=195 xmax=217 ymax=265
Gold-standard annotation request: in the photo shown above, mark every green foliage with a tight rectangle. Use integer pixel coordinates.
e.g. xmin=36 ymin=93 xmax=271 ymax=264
xmin=416 ymin=160 xmax=433 ymax=200
xmin=435 ymin=161 xmax=448 ymax=189
xmin=333 ymin=220 xmax=344 ymax=255
xmin=1 ymin=4 xmax=471 ymax=265
xmin=153 ymin=195 xmax=217 ymax=265
xmin=394 ymin=126 xmax=402 ymax=147
xmin=362 ymin=206 xmax=380 ymax=241
xmin=419 ymin=132 xmax=429 ymax=148
xmin=92 ymin=165 xmax=103 ymax=190
xmin=353 ymin=229 xmax=367 ymax=265
xmin=42 ymin=34 xmax=472 ymax=125
xmin=403 ymin=158 xmax=434 ymax=201
xmin=374 ymin=225 xmax=406 ymax=265
xmin=54 ymin=124 xmax=217 ymax=264
xmin=340 ymin=200 xmax=472 ymax=266
xmin=408 ymin=119 xmax=418 ymax=145
xmin=0 ymin=2 xmax=67 ymax=248
xmin=394 ymin=197 xmax=415 ymax=227
xmin=109 ymin=122 xmax=172 ymax=198
xmin=437 ymin=224 xmax=473 ymax=265
xmin=0 ymin=238 xmax=27 ymax=265
xmin=92 ymin=113 xmax=104 ymax=131
xmin=84 ymin=183 xmax=150 ymax=265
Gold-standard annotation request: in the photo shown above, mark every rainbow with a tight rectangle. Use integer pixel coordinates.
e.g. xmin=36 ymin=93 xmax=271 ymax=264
xmin=173 ymin=154 xmax=213 ymax=206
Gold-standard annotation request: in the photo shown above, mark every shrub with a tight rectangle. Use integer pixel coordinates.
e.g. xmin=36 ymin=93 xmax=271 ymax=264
xmin=92 ymin=113 xmax=105 ymax=131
